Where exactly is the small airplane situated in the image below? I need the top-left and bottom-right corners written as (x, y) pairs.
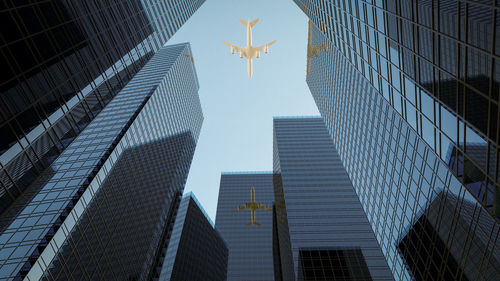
top-left (307, 20), bottom-right (331, 76)
top-left (222, 19), bottom-right (277, 78)
top-left (232, 187), bottom-right (271, 226)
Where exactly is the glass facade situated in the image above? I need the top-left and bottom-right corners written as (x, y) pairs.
top-left (272, 117), bottom-right (393, 281)
top-left (160, 192), bottom-right (228, 281)
top-left (215, 172), bottom-right (276, 281)
top-left (295, 0), bottom-right (499, 218)
top-left (0, 0), bottom-right (206, 215)
top-left (0, 43), bottom-right (203, 281)
top-left (42, 133), bottom-right (196, 281)
top-left (302, 6), bottom-right (500, 280)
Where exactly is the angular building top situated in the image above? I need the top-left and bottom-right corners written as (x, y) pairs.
top-left (215, 172), bottom-right (275, 281)
top-left (0, 43), bottom-right (203, 280)
top-left (159, 192), bottom-right (228, 281)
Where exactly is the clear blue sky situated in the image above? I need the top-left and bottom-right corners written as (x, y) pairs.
top-left (167, 0), bottom-right (319, 221)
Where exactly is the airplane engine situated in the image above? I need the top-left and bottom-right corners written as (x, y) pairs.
top-left (256, 52), bottom-right (260, 58)
top-left (231, 47), bottom-right (235, 54)
top-left (265, 46), bottom-right (268, 53)
top-left (239, 52), bottom-right (243, 58)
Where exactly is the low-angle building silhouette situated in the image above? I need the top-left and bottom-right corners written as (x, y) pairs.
top-left (0, 0), bottom-right (205, 214)
top-left (2, 0), bottom-right (500, 280)
top-left (0, 43), bottom-right (203, 280)
top-left (0, 1), bottom-right (206, 280)
top-left (272, 117), bottom-right (393, 281)
top-left (159, 192), bottom-right (228, 281)
top-left (215, 172), bottom-right (275, 281)
top-left (298, 0), bottom-right (500, 280)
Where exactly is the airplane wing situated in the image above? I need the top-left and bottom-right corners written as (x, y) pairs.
top-left (255, 203), bottom-right (271, 211)
top-left (255, 39), bottom-right (277, 53)
top-left (232, 203), bottom-right (250, 212)
top-left (222, 40), bottom-right (245, 57)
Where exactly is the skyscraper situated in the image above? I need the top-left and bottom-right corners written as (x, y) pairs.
top-left (299, 1), bottom-right (500, 280)
top-left (0, 0), bottom-right (206, 214)
top-left (159, 192), bottom-right (228, 281)
top-left (273, 117), bottom-right (393, 281)
top-left (295, 0), bottom-right (499, 217)
top-left (215, 172), bottom-right (275, 281)
top-left (0, 43), bottom-right (203, 281)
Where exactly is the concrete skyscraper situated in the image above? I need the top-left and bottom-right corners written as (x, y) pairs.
top-left (298, 0), bottom-right (500, 280)
top-left (0, 43), bottom-right (203, 280)
top-left (273, 117), bottom-right (393, 281)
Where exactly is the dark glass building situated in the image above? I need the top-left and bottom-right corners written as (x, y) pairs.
top-left (299, 1), bottom-right (500, 280)
top-left (0, 0), bottom-right (206, 214)
top-left (397, 191), bottom-right (500, 281)
top-left (273, 117), bottom-right (393, 281)
top-left (159, 192), bottom-right (228, 281)
top-left (42, 133), bottom-right (196, 281)
top-left (215, 172), bottom-right (275, 281)
top-left (0, 43), bottom-right (203, 280)
top-left (295, 0), bottom-right (499, 217)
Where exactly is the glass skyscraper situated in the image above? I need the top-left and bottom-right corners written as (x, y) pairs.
top-left (273, 117), bottom-right (393, 281)
top-left (295, 0), bottom-right (499, 217)
top-left (298, 0), bottom-right (500, 280)
top-left (215, 172), bottom-right (275, 281)
top-left (0, 43), bottom-right (203, 280)
top-left (159, 192), bottom-right (228, 281)
top-left (0, 0), bottom-right (206, 214)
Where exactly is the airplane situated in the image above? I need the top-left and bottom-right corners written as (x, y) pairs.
top-left (307, 20), bottom-right (331, 76)
top-left (232, 187), bottom-right (271, 226)
top-left (222, 19), bottom-right (277, 78)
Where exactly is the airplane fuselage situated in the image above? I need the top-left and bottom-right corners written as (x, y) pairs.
top-left (244, 23), bottom-right (256, 77)
top-left (247, 23), bottom-right (252, 48)
top-left (243, 33), bottom-right (260, 59)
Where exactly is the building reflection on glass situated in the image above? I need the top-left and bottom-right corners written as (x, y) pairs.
top-left (297, 0), bottom-right (500, 280)
top-left (397, 191), bottom-right (499, 281)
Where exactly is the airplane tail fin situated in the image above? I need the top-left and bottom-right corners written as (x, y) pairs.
top-left (239, 19), bottom-right (259, 27)
top-left (249, 19), bottom-right (259, 27)
top-left (246, 221), bottom-right (262, 226)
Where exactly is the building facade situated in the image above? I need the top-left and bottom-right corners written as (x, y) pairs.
top-left (295, 0), bottom-right (499, 217)
top-left (273, 117), bottom-right (393, 281)
top-left (0, 43), bottom-right (203, 280)
top-left (215, 173), bottom-right (275, 281)
top-left (0, 0), bottom-right (206, 214)
top-left (300, 1), bottom-right (500, 280)
top-left (159, 192), bottom-right (228, 281)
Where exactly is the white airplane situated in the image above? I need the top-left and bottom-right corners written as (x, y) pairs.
top-left (222, 19), bottom-right (277, 78)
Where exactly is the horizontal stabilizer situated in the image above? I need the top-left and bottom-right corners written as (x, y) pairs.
top-left (246, 221), bottom-right (262, 226)
top-left (239, 18), bottom-right (259, 27)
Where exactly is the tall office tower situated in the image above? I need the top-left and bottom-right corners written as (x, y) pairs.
top-left (215, 173), bottom-right (275, 281)
top-left (299, 1), bottom-right (500, 280)
top-left (295, 0), bottom-right (499, 216)
top-left (0, 43), bottom-right (203, 280)
top-left (159, 192), bottom-right (228, 281)
top-left (273, 117), bottom-right (393, 281)
top-left (0, 0), bottom-right (206, 214)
